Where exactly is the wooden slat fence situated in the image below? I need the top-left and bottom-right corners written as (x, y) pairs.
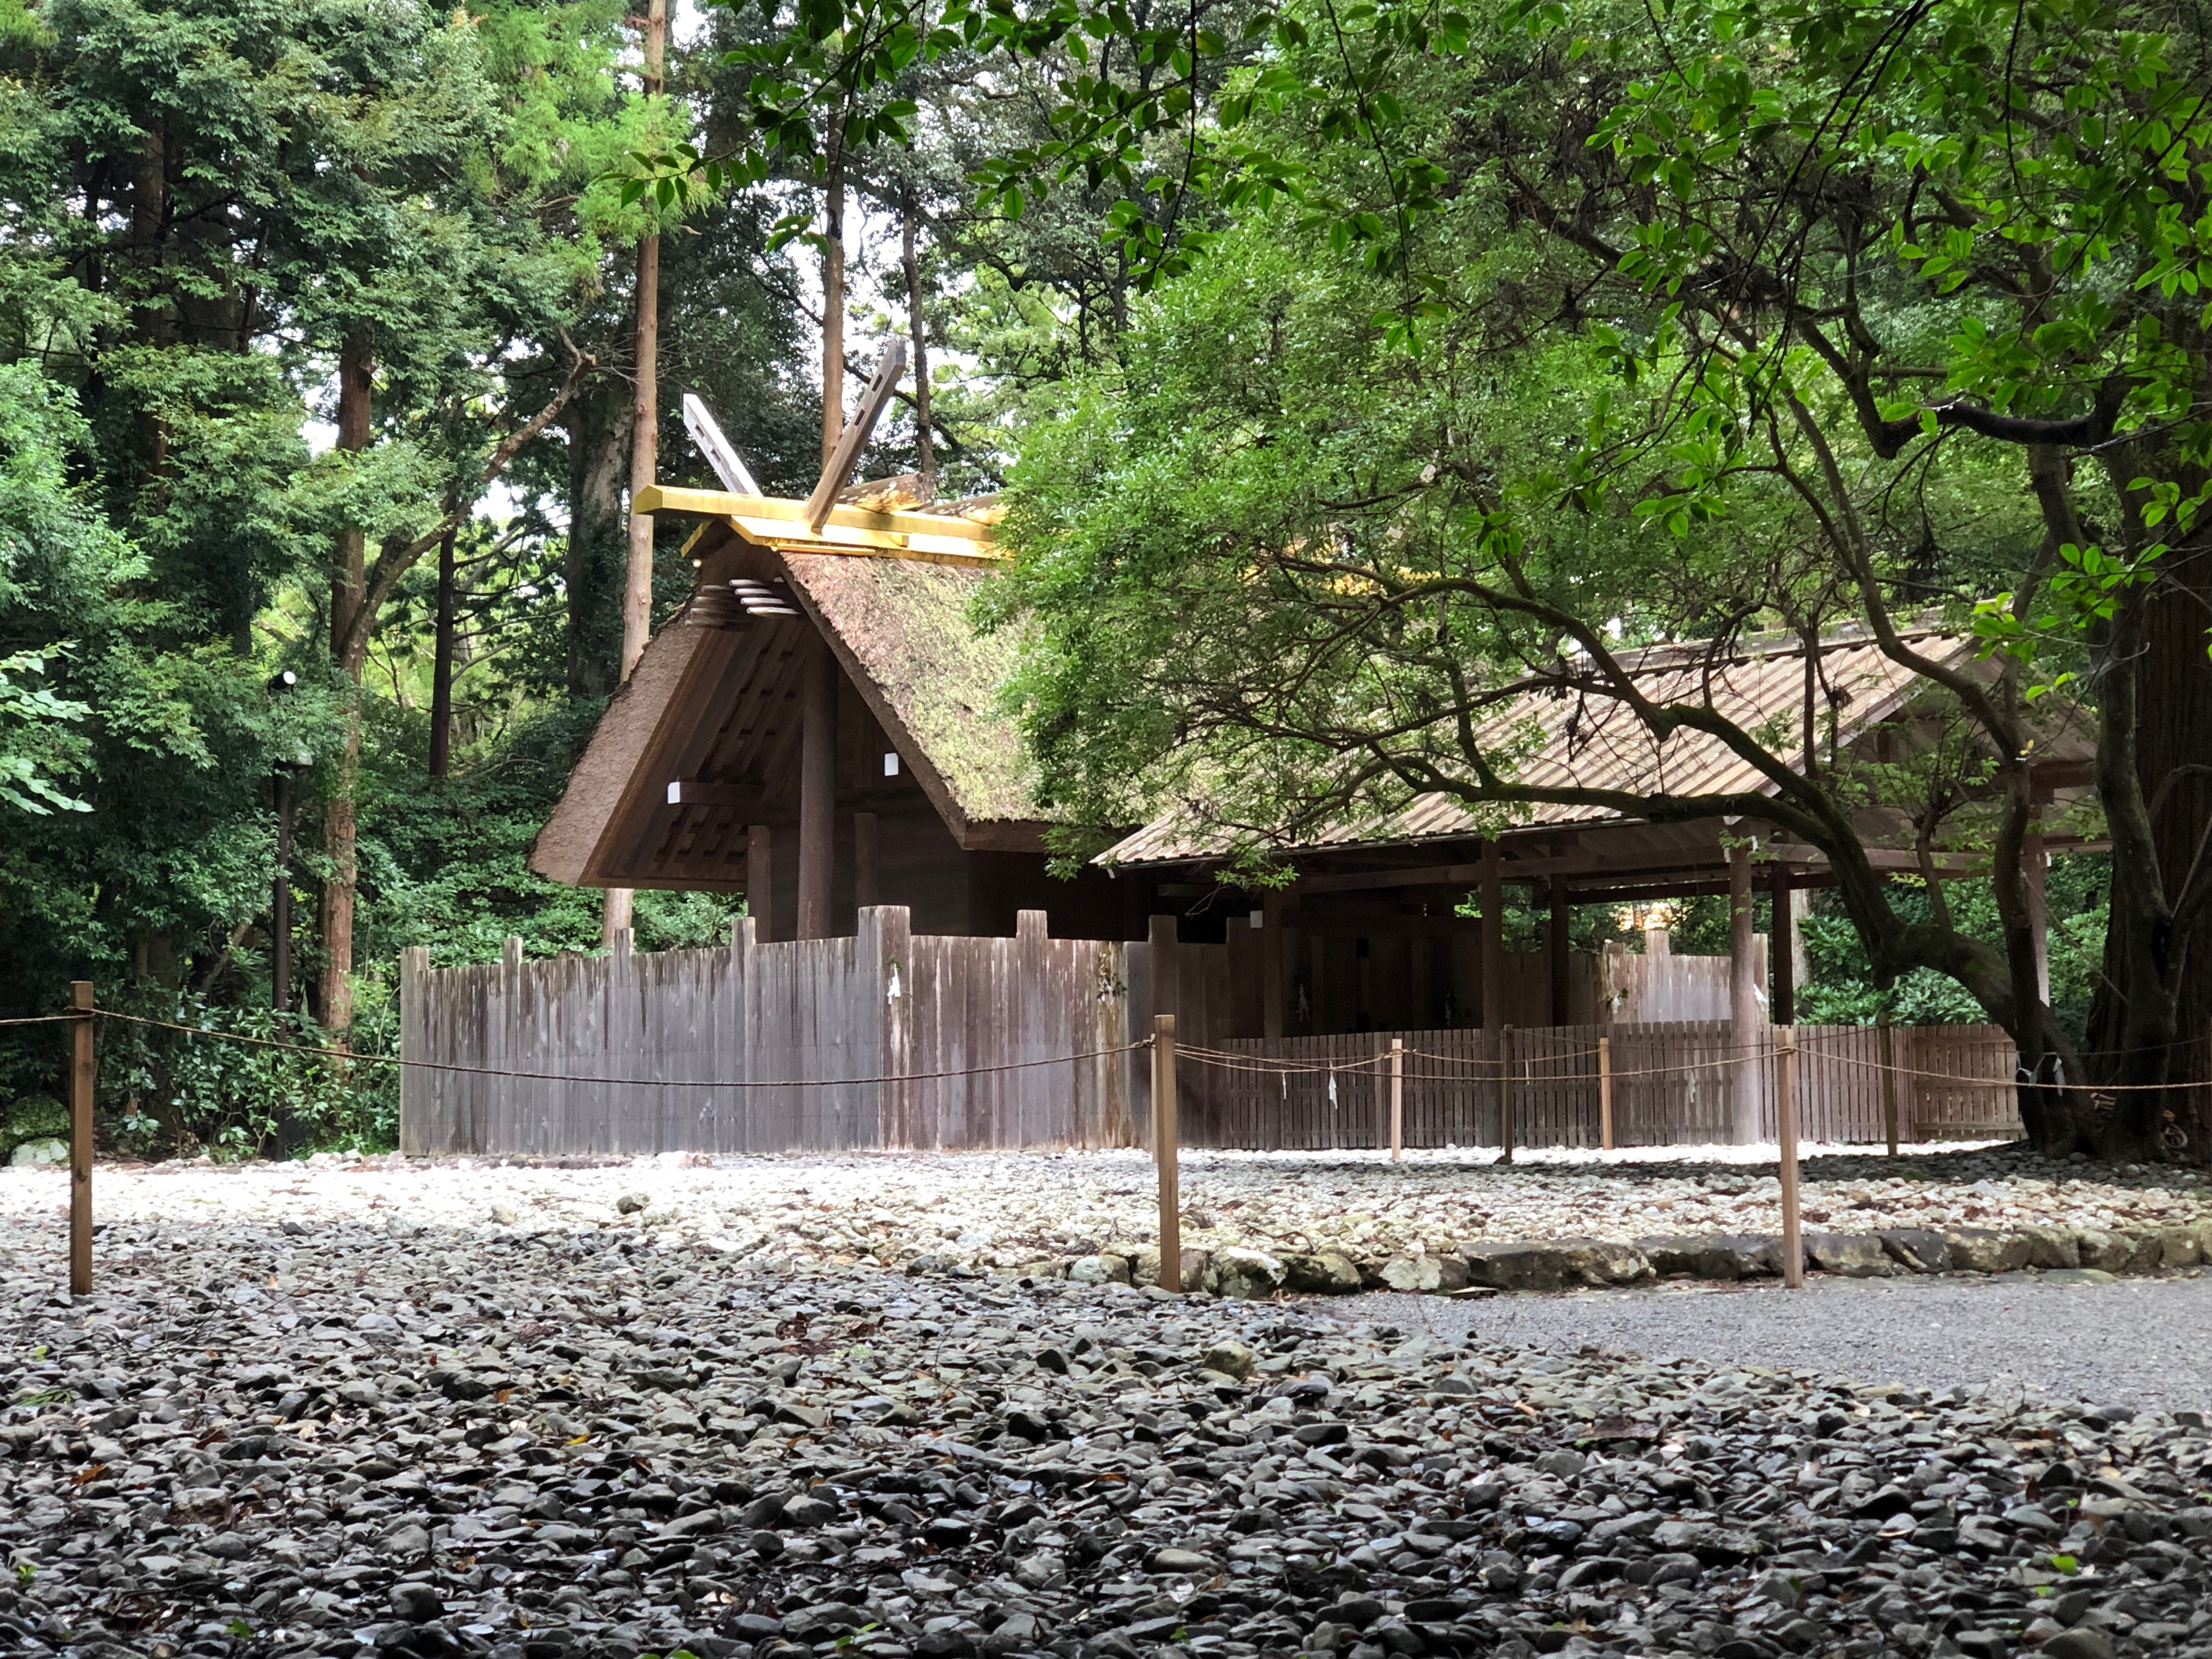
top-left (401, 907), bottom-right (1138, 1156)
top-left (403, 907), bottom-right (2024, 1156)
top-left (1183, 1020), bottom-right (2022, 1151)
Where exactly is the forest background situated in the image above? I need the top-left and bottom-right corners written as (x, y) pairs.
top-left (0, 0), bottom-right (2124, 1157)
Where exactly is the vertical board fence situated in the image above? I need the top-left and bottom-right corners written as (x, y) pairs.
top-left (1181, 1022), bottom-right (2022, 1151)
top-left (400, 907), bottom-right (1137, 1156)
top-left (403, 919), bottom-right (2024, 1156)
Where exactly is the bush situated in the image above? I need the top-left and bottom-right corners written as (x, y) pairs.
top-left (98, 987), bottom-right (398, 1159)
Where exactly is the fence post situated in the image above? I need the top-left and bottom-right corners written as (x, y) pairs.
top-left (1499, 1024), bottom-right (1515, 1164)
top-left (70, 980), bottom-right (94, 1296)
top-left (1878, 1011), bottom-right (1899, 1156)
top-left (1778, 1025), bottom-right (1802, 1290)
top-left (1390, 1038), bottom-right (1404, 1161)
top-left (1153, 1014), bottom-right (1180, 1292)
top-left (1599, 1036), bottom-right (1614, 1152)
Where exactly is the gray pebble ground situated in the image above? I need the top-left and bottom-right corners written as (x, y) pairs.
top-left (6, 1160), bottom-right (2212, 1659)
top-left (1351, 1274), bottom-right (2212, 1417)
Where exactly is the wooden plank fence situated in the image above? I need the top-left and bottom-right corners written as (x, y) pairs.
top-left (402, 913), bottom-right (2023, 1156)
top-left (1181, 1021), bottom-right (2022, 1151)
top-left (400, 907), bottom-right (1138, 1156)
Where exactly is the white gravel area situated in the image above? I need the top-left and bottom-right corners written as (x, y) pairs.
top-left (4, 1144), bottom-right (2205, 1278)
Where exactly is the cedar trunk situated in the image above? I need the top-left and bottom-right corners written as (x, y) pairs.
top-left (607, 0), bottom-right (667, 945)
top-left (565, 383), bottom-right (629, 697)
top-left (319, 334), bottom-right (375, 1036)
top-left (2085, 539), bottom-right (2212, 1162)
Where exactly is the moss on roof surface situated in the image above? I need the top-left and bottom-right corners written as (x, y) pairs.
top-left (782, 552), bottom-right (1041, 825)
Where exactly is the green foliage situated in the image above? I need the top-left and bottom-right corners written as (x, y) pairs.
top-left (98, 989), bottom-right (398, 1158)
top-left (354, 697), bottom-right (743, 969)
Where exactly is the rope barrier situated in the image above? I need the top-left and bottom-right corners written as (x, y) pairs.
top-left (89, 1008), bottom-right (1151, 1091)
top-left (1175, 1032), bottom-right (2212, 1092)
top-left (37, 1005), bottom-right (2212, 1097)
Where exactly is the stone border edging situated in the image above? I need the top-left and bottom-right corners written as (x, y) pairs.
top-left (945, 1216), bottom-right (2212, 1299)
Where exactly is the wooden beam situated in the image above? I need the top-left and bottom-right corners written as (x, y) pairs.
top-left (635, 483), bottom-right (996, 545)
top-left (804, 339), bottom-right (909, 532)
top-left (682, 393), bottom-right (763, 495)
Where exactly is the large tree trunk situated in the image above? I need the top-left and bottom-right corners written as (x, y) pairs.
top-left (319, 333), bottom-right (375, 1037)
top-left (564, 383), bottom-right (629, 697)
top-left (606, 0), bottom-right (667, 946)
top-left (902, 187), bottom-right (933, 496)
top-left (822, 117), bottom-right (845, 469)
top-left (2086, 535), bottom-right (2212, 1161)
top-left (428, 525), bottom-right (457, 778)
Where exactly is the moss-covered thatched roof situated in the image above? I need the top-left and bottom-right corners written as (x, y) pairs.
top-left (783, 552), bottom-right (1040, 827)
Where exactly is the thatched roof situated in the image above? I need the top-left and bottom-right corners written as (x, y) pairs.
top-left (783, 552), bottom-right (1036, 830)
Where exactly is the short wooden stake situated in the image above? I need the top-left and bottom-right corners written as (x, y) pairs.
top-left (1878, 1011), bottom-right (1899, 1156)
top-left (1598, 1036), bottom-right (1615, 1152)
top-left (1498, 1023), bottom-right (1515, 1165)
top-left (70, 980), bottom-right (94, 1296)
top-left (1153, 1013), bottom-right (1180, 1293)
top-left (1778, 1024), bottom-right (1802, 1290)
top-left (1389, 1038), bottom-right (1404, 1161)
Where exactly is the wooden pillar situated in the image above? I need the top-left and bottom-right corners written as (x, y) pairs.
top-left (2023, 825), bottom-right (2050, 1005)
top-left (798, 639), bottom-right (837, 939)
top-left (1153, 1013), bottom-right (1180, 1291)
top-left (1598, 1036), bottom-right (1614, 1150)
top-left (1409, 930), bottom-right (1433, 1030)
top-left (746, 823), bottom-right (773, 943)
top-left (1260, 892), bottom-right (1285, 1040)
top-left (1878, 1008), bottom-right (1900, 1156)
top-left (1149, 913), bottom-right (1182, 1045)
top-left (1480, 840), bottom-right (1505, 1028)
top-left (1498, 1023), bottom-right (1515, 1163)
top-left (1777, 1025), bottom-right (1802, 1289)
top-left (853, 811), bottom-right (879, 911)
top-left (1728, 840), bottom-right (1762, 1144)
top-left (1308, 932), bottom-right (1328, 1036)
top-left (1389, 1039), bottom-right (1403, 1160)
top-left (70, 980), bottom-right (93, 1296)
top-left (1769, 863), bottom-right (1796, 1027)
top-left (1548, 881), bottom-right (1571, 1027)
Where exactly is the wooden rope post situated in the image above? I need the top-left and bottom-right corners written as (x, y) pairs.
top-left (1153, 1014), bottom-right (1180, 1293)
top-left (70, 980), bottom-right (94, 1296)
top-left (1878, 1010), bottom-right (1899, 1156)
top-left (1499, 1024), bottom-right (1515, 1164)
top-left (1778, 1024), bottom-right (1802, 1290)
top-left (1389, 1039), bottom-right (1404, 1161)
top-left (1599, 1036), bottom-right (1614, 1152)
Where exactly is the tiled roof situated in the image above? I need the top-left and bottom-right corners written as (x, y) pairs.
top-left (1102, 629), bottom-right (1983, 865)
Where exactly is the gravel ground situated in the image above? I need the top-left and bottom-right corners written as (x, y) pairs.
top-left (1345, 1274), bottom-right (2212, 1418)
top-left (5, 1165), bottom-right (2212, 1659)
top-left (4, 1143), bottom-right (2205, 1282)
